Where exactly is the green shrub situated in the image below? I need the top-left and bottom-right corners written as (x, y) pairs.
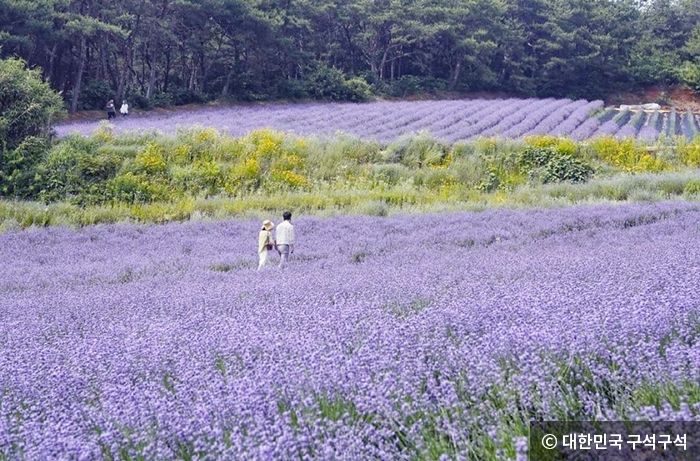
top-left (589, 137), bottom-right (666, 173)
top-left (541, 155), bottom-right (594, 183)
top-left (479, 170), bottom-right (501, 192)
top-left (384, 132), bottom-right (448, 167)
top-left (385, 75), bottom-right (448, 97)
top-left (76, 80), bottom-right (113, 110)
top-left (344, 77), bottom-right (373, 102)
top-left (370, 164), bottom-right (411, 185)
top-left (305, 65), bottom-right (349, 101)
top-left (0, 136), bottom-right (49, 198)
top-left (677, 61), bottom-right (700, 93)
top-left (676, 139), bottom-right (700, 166)
top-left (303, 65), bottom-right (372, 102)
top-left (413, 168), bottom-right (457, 189)
top-left (128, 93), bottom-right (153, 110)
top-left (104, 172), bottom-right (168, 203)
top-left (38, 142), bottom-right (93, 202)
top-left (356, 200), bottom-right (389, 216)
top-left (36, 135), bottom-right (124, 202)
top-left (518, 146), bottom-right (558, 170)
top-left (134, 143), bottom-right (168, 174)
top-left (0, 57), bottom-right (64, 194)
top-left (168, 89), bottom-right (208, 106)
top-left (275, 78), bottom-right (308, 100)
top-left (451, 155), bottom-right (489, 188)
top-left (684, 179), bottom-right (700, 195)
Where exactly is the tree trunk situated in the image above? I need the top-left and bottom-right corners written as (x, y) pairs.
top-left (70, 35), bottom-right (87, 113)
top-left (164, 49), bottom-right (171, 93)
top-left (46, 43), bottom-right (59, 84)
top-left (379, 43), bottom-right (392, 81)
top-left (450, 59), bottom-right (462, 91)
top-left (117, 45), bottom-right (131, 101)
top-left (146, 46), bottom-right (157, 100)
top-left (221, 70), bottom-right (232, 98)
top-left (188, 60), bottom-right (196, 91)
top-left (100, 42), bottom-right (109, 81)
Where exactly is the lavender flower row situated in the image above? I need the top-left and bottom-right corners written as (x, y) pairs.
top-left (498, 98), bottom-right (573, 138)
top-left (637, 111), bottom-right (661, 143)
top-left (550, 100), bottom-right (605, 136)
top-left (524, 99), bottom-right (587, 137)
top-left (477, 99), bottom-right (550, 138)
top-left (615, 109), bottom-right (647, 139)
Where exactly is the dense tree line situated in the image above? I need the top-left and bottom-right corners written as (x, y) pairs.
top-left (2, 0), bottom-right (700, 111)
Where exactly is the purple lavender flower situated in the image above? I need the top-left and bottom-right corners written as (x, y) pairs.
top-left (3, 202), bottom-right (700, 458)
top-left (54, 100), bottom-right (690, 143)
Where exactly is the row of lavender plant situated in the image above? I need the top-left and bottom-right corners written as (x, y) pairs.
top-left (604, 108), bottom-right (700, 141)
top-left (614, 109), bottom-right (647, 139)
top-left (56, 98), bottom-right (647, 144)
top-left (498, 98), bottom-right (573, 139)
top-left (522, 99), bottom-right (587, 137)
top-left (442, 99), bottom-right (535, 143)
top-left (637, 111), bottom-right (661, 143)
top-left (428, 99), bottom-right (519, 143)
top-left (2, 201), bottom-right (700, 459)
top-left (475, 99), bottom-right (555, 139)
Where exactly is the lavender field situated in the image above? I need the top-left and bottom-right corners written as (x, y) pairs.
top-left (2, 202), bottom-right (700, 459)
top-left (54, 98), bottom-right (700, 144)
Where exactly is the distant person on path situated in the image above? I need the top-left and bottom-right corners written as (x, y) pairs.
top-left (275, 211), bottom-right (295, 267)
top-left (106, 99), bottom-right (116, 120)
top-left (120, 99), bottom-right (129, 117)
top-left (258, 220), bottom-right (276, 270)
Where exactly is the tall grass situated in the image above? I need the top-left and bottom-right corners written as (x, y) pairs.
top-left (3, 129), bottom-right (700, 229)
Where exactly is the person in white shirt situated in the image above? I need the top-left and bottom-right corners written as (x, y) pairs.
top-left (274, 211), bottom-right (295, 267)
top-left (120, 100), bottom-right (129, 117)
top-left (258, 220), bottom-right (275, 270)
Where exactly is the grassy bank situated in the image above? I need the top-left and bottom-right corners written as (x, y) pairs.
top-left (2, 125), bottom-right (700, 230)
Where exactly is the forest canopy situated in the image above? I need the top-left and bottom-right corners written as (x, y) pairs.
top-left (3, 0), bottom-right (700, 110)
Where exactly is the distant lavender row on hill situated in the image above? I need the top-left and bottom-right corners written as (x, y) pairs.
top-left (55, 99), bottom-right (700, 144)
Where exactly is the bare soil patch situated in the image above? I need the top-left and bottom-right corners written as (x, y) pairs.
top-left (606, 86), bottom-right (700, 112)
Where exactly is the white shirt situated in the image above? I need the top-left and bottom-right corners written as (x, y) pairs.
top-left (275, 220), bottom-right (295, 245)
top-left (120, 103), bottom-right (129, 114)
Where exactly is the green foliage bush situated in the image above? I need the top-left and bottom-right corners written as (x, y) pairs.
top-left (384, 133), bottom-right (449, 167)
top-left (75, 80), bottom-right (113, 110)
top-left (304, 65), bottom-right (372, 102)
top-left (677, 62), bottom-right (700, 93)
top-left (518, 145), bottom-right (594, 184)
top-left (518, 146), bottom-right (558, 170)
top-left (305, 65), bottom-right (349, 101)
top-left (0, 58), bottom-right (64, 197)
top-left (371, 164), bottom-right (412, 185)
top-left (103, 172), bottom-right (169, 203)
top-left (168, 89), bottom-right (209, 106)
top-left (0, 58), bottom-right (64, 151)
top-left (683, 179), bottom-right (700, 195)
top-left (0, 136), bottom-right (48, 197)
top-left (413, 168), bottom-right (457, 190)
top-left (8, 125), bottom-right (700, 228)
top-left (344, 78), bottom-right (373, 102)
top-left (128, 94), bottom-right (154, 110)
top-left (275, 79), bottom-right (308, 100)
top-left (588, 137), bottom-right (666, 173)
top-left (385, 75), bottom-right (449, 97)
top-left (541, 155), bottom-right (594, 183)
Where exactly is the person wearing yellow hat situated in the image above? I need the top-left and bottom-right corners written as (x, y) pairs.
top-left (258, 220), bottom-right (276, 270)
